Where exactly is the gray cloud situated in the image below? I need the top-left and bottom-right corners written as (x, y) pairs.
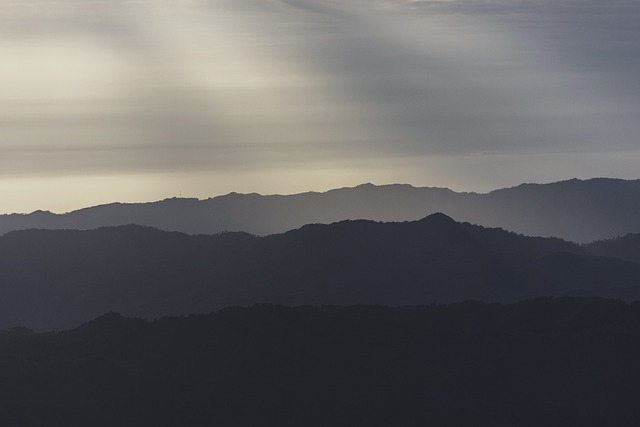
top-left (1, 0), bottom-right (639, 212)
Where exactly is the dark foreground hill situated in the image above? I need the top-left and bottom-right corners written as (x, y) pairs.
top-left (2, 300), bottom-right (640, 426)
top-left (3, 214), bottom-right (640, 331)
top-left (2, 178), bottom-right (640, 243)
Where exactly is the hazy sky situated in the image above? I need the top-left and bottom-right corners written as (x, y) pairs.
top-left (1, 0), bottom-right (639, 213)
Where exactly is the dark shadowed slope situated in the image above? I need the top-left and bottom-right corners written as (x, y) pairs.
top-left (585, 233), bottom-right (640, 264)
top-left (2, 214), bottom-right (640, 331)
top-left (1, 178), bottom-right (640, 242)
top-left (2, 300), bottom-right (640, 426)
top-left (0, 226), bottom-right (258, 330)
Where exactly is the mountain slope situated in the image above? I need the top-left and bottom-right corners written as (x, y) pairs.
top-left (585, 233), bottom-right (640, 264)
top-left (2, 301), bottom-right (640, 426)
top-left (2, 215), bottom-right (640, 331)
top-left (2, 178), bottom-right (640, 242)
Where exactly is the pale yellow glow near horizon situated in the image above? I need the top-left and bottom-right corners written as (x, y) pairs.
top-left (2, 150), bottom-right (640, 215)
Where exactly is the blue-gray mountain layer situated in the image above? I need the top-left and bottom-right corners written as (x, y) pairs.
top-left (2, 178), bottom-right (639, 243)
top-left (3, 214), bottom-right (640, 331)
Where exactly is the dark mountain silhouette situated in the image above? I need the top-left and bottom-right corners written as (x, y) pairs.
top-left (585, 233), bottom-right (640, 264)
top-left (2, 300), bottom-right (640, 426)
top-left (3, 214), bottom-right (640, 331)
top-left (1, 178), bottom-right (640, 243)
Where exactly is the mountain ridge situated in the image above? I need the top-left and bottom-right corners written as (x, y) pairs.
top-left (2, 177), bottom-right (639, 242)
top-left (3, 213), bottom-right (640, 331)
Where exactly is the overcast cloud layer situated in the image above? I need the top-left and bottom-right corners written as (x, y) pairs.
top-left (1, 0), bottom-right (639, 213)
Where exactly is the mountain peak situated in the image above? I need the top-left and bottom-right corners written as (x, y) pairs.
top-left (420, 212), bottom-right (457, 224)
top-left (2, 178), bottom-right (640, 243)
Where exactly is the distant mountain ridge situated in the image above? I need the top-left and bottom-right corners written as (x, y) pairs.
top-left (2, 178), bottom-right (640, 242)
top-left (3, 214), bottom-right (640, 331)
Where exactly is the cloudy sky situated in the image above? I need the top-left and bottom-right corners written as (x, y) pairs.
top-left (1, 0), bottom-right (639, 213)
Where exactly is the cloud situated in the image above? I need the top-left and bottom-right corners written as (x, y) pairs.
top-left (0, 0), bottom-right (639, 211)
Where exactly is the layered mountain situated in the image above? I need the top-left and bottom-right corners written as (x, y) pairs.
top-left (2, 300), bottom-right (640, 426)
top-left (2, 178), bottom-right (640, 243)
top-left (2, 214), bottom-right (640, 331)
top-left (585, 233), bottom-right (640, 264)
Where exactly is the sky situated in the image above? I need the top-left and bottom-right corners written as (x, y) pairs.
top-left (1, 0), bottom-right (639, 213)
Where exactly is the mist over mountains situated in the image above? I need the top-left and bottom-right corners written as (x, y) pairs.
top-left (3, 0), bottom-right (640, 420)
top-left (3, 213), bottom-right (640, 331)
top-left (3, 179), bottom-right (640, 424)
top-left (2, 178), bottom-right (639, 243)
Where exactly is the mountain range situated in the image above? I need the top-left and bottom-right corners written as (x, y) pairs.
top-left (2, 178), bottom-right (640, 243)
top-left (3, 213), bottom-right (640, 331)
top-left (2, 300), bottom-right (640, 426)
